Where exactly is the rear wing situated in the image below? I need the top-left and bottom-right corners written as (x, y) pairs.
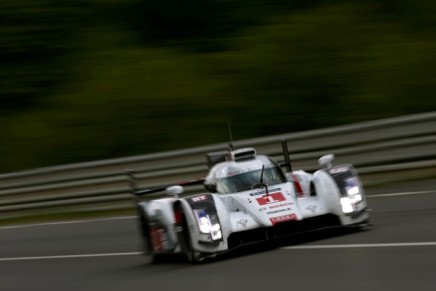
top-left (127, 140), bottom-right (293, 198)
top-left (126, 170), bottom-right (205, 198)
top-left (280, 140), bottom-right (293, 172)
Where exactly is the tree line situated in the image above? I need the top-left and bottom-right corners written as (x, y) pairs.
top-left (1, 0), bottom-right (435, 172)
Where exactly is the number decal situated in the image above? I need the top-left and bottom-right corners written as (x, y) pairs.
top-left (256, 193), bottom-right (286, 205)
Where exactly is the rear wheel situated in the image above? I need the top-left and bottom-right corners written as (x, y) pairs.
top-left (138, 213), bottom-right (161, 264)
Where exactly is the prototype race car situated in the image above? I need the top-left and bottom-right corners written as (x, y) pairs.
top-left (130, 142), bottom-right (370, 263)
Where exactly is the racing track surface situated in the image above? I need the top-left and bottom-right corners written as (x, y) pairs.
top-left (1, 179), bottom-right (436, 291)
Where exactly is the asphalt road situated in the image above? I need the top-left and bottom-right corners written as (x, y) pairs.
top-left (1, 180), bottom-right (436, 291)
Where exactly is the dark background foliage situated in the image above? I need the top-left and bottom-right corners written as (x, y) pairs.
top-left (1, 0), bottom-right (435, 172)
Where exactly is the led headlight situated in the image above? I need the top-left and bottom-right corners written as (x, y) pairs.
top-left (198, 216), bottom-right (211, 233)
top-left (340, 197), bottom-right (354, 214)
top-left (346, 185), bottom-right (360, 196)
top-left (211, 224), bottom-right (222, 240)
top-left (345, 177), bottom-right (362, 200)
top-left (341, 177), bottom-right (363, 214)
top-left (194, 209), bottom-right (222, 240)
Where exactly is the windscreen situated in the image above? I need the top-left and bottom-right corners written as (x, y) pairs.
top-left (215, 165), bottom-right (287, 194)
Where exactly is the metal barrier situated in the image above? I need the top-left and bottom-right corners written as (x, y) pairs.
top-left (1, 111), bottom-right (435, 220)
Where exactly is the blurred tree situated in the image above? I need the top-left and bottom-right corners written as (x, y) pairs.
top-left (1, 0), bottom-right (436, 173)
top-left (128, 0), bottom-right (325, 52)
top-left (0, 0), bottom-right (87, 114)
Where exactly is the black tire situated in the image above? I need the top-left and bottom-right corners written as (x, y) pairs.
top-left (358, 218), bottom-right (373, 230)
top-left (176, 211), bottom-right (201, 264)
top-left (138, 212), bottom-right (160, 264)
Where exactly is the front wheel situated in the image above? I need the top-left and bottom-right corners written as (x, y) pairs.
top-left (357, 218), bottom-right (373, 230)
top-left (175, 210), bottom-right (202, 263)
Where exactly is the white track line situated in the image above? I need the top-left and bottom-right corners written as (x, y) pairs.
top-left (368, 190), bottom-right (435, 198)
top-left (282, 242), bottom-right (436, 250)
top-left (0, 252), bottom-right (142, 262)
top-left (0, 216), bottom-right (136, 230)
top-left (3, 242), bottom-right (436, 262)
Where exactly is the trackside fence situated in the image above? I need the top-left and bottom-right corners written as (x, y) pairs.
top-left (1, 112), bottom-right (435, 220)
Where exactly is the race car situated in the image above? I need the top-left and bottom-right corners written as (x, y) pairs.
top-left (129, 142), bottom-right (370, 263)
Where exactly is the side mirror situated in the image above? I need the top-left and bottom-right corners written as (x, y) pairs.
top-left (319, 154), bottom-right (335, 169)
top-left (165, 185), bottom-right (184, 197)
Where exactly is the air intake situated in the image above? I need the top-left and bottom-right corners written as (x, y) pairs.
top-left (231, 148), bottom-right (256, 161)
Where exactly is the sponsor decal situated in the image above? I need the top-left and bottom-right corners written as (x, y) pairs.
top-left (269, 214), bottom-right (298, 225)
top-left (236, 219), bottom-right (248, 229)
top-left (228, 167), bottom-right (262, 176)
top-left (249, 188), bottom-right (281, 196)
top-left (227, 171), bottom-right (241, 176)
top-left (291, 174), bottom-right (304, 197)
top-left (306, 205), bottom-right (317, 214)
top-left (269, 202), bottom-right (293, 209)
top-left (329, 167), bottom-right (348, 174)
top-left (256, 192), bottom-right (286, 205)
top-left (191, 195), bottom-right (208, 202)
top-left (266, 208), bottom-right (291, 215)
top-left (150, 228), bottom-right (166, 251)
top-left (258, 207), bottom-right (268, 212)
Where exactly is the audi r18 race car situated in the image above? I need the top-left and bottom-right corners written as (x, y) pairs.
top-left (130, 142), bottom-right (370, 263)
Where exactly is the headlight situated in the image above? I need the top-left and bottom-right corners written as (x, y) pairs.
top-left (341, 177), bottom-right (363, 214)
top-left (198, 216), bottom-right (211, 233)
top-left (345, 177), bottom-right (360, 195)
top-left (340, 197), bottom-right (354, 214)
top-left (194, 209), bottom-right (222, 240)
top-left (346, 185), bottom-right (360, 196)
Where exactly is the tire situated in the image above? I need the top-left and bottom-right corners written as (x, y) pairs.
top-left (176, 211), bottom-right (201, 264)
top-left (358, 218), bottom-right (373, 230)
top-left (138, 212), bottom-right (160, 264)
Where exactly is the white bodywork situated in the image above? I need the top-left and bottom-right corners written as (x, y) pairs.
top-left (136, 149), bottom-right (369, 260)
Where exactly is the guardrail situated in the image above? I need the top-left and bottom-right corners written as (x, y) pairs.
top-left (1, 112), bottom-right (435, 221)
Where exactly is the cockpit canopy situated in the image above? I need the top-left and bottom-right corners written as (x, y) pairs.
top-left (215, 164), bottom-right (287, 194)
top-left (205, 153), bottom-right (287, 194)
